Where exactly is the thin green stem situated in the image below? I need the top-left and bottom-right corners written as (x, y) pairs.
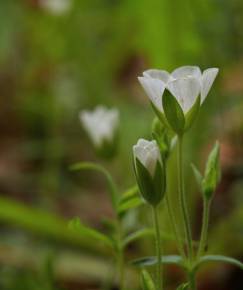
top-left (165, 194), bottom-right (186, 260)
top-left (197, 198), bottom-right (211, 258)
top-left (177, 135), bottom-right (193, 262)
top-left (117, 249), bottom-right (125, 290)
top-left (188, 270), bottom-right (197, 290)
top-left (116, 219), bottom-right (125, 290)
top-left (152, 206), bottom-right (163, 290)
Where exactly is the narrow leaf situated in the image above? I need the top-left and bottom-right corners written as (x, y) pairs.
top-left (194, 255), bottom-right (243, 271)
top-left (68, 217), bottom-right (114, 248)
top-left (141, 270), bottom-right (156, 290)
top-left (191, 163), bottom-right (203, 190)
top-left (118, 185), bottom-right (143, 215)
top-left (131, 255), bottom-right (184, 268)
top-left (176, 283), bottom-right (189, 290)
top-left (122, 228), bottom-right (154, 247)
top-left (69, 162), bottom-right (118, 209)
top-left (162, 91), bottom-right (185, 135)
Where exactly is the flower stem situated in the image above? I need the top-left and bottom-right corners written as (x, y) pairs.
top-left (197, 198), bottom-right (211, 258)
top-left (117, 249), bottom-right (125, 290)
top-left (165, 193), bottom-right (186, 259)
top-left (177, 135), bottom-right (193, 262)
top-left (152, 205), bottom-right (163, 290)
top-left (188, 270), bottom-right (197, 290)
top-left (117, 220), bottom-right (125, 290)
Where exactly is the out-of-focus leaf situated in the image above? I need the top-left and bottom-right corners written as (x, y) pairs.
top-left (122, 228), bottom-right (154, 247)
top-left (176, 283), bottom-right (189, 290)
top-left (131, 255), bottom-right (184, 268)
top-left (69, 162), bottom-right (118, 210)
top-left (141, 269), bottom-right (156, 290)
top-left (194, 255), bottom-right (243, 271)
top-left (118, 185), bottom-right (143, 215)
top-left (191, 163), bottom-right (203, 190)
top-left (68, 217), bottom-right (114, 249)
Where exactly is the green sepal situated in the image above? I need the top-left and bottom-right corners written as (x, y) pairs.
top-left (202, 141), bottom-right (221, 200)
top-left (135, 158), bottom-right (155, 205)
top-left (96, 129), bottom-right (119, 160)
top-left (162, 90), bottom-right (185, 135)
top-left (153, 160), bottom-right (166, 202)
top-left (135, 158), bottom-right (165, 206)
top-left (141, 270), bottom-right (156, 290)
top-left (150, 101), bottom-right (171, 130)
top-left (184, 95), bottom-right (201, 131)
top-left (151, 118), bottom-right (174, 161)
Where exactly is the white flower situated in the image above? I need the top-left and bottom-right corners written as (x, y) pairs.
top-left (80, 106), bottom-right (119, 147)
top-left (40, 0), bottom-right (72, 15)
top-left (138, 66), bottom-right (219, 114)
top-left (133, 139), bottom-right (161, 176)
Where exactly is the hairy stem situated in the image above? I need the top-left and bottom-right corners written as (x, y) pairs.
top-left (197, 198), bottom-right (211, 258)
top-left (177, 135), bottom-right (193, 261)
top-left (152, 206), bottom-right (163, 290)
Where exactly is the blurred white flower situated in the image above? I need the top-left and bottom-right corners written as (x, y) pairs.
top-left (133, 139), bottom-right (161, 176)
top-left (80, 106), bottom-right (119, 148)
top-left (138, 66), bottom-right (219, 114)
top-left (40, 0), bottom-right (72, 15)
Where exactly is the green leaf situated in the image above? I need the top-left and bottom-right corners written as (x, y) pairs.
top-left (69, 162), bottom-right (118, 210)
top-left (202, 141), bottom-right (221, 200)
top-left (194, 255), bottom-right (243, 271)
top-left (184, 95), bottom-right (200, 131)
top-left (176, 283), bottom-right (189, 290)
top-left (191, 163), bottom-right (203, 191)
top-left (162, 90), bottom-right (185, 135)
top-left (68, 217), bottom-right (114, 249)
top-left (141, 270), bottom-right (156, 290)
top-left (131, 255), bottom-right (184, 268)
top-left (122, 228), bottom-right (154, 247)
top-left (118, 185), bottom-right (143, 215)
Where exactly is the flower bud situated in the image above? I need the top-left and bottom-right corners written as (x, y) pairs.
top-left (80, 106), bottom-right (119, 159)
top-left (133, 139), bottom-right (166, 206)
top-left (202, 141), bottom-right (221, 200)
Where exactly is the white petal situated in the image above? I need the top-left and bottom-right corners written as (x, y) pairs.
top-left (80, 106), bottom-right (119, 146)
top-left (167, 77), bottom-right (200, 113)
top-left (201, 68), bottom-right (219, 102)
top-left (137, 138), bottom-right (150, 147)
top-left (138, 77), bottom-right (165, 111)
top-left (133, 144), bottom-right (146, 165)
top-left (171, 66), bottom-right (201, 79)
top-left (143, 69), bottom-right (170, 83)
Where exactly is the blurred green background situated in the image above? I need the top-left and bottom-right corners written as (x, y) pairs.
top-left (0, 0), bottom-right (243, 289)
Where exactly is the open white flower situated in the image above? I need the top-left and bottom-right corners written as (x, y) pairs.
top-left (40, 0), bottom-right (72, 15)
top-left (80, 106), bottom-right (119, 148)
top-left (133, 139), bottom-right (161, 176)
top-left (138, 66), bottom-right (219, 114)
